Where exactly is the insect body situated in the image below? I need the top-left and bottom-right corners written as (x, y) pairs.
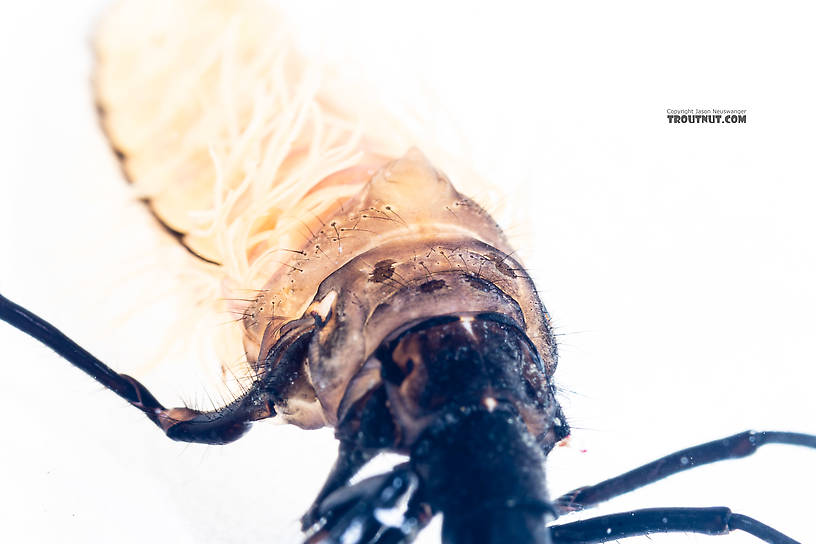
top-left (2, 2), bottom-right (815, 543)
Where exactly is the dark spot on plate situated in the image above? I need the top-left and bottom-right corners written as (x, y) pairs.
top-left (462, 275), bottom-right (493, 292)
top-left (370, 259), bottom-right (397, 282)
top-left (419, 279), bottom-right (446, 293)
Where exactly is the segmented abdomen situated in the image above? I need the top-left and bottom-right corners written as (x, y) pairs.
top-left (95, 0), bottom-right (555, 431)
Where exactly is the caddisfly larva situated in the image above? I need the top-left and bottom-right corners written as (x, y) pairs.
top-left (2, 1), bottom-right (815, 544)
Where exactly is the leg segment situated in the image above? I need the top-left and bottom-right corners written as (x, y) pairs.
top-left (555, 430), bottom-right (816, 513)
top-left (548, 507), bottom-right (799, 544)
top-left (301, 442), bottom-right (378, 529)
top-left (303, 464), bottom-right (429, 544)
top-left (0, 293), bottom-right (310, 444)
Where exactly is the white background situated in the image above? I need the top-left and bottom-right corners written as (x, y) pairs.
top-left (1, 2), bottom-right (815, 543)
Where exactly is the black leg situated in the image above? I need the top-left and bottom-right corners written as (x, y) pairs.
top-left (548, 506), bottom-right (799, 544)
top-left (0, 292), bottom-right (310, 445)
top-left (555, 430), bottom-right (816, 513)
top-left (303, 464), bottom-right (430, 544)
top-left (301, 441), bottom-right (378, 529)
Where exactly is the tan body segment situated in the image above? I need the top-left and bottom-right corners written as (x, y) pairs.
top-left (252, 150), bottom-right (556, 428)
